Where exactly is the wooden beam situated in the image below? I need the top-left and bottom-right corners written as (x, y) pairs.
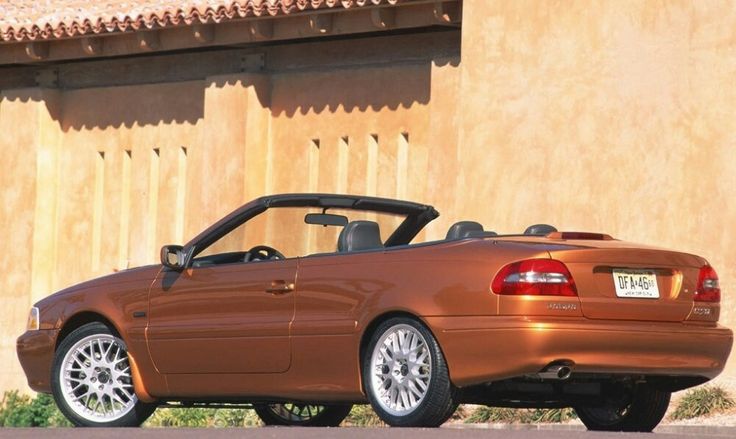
top-left (371, 8), bottom-right (396, 29)
top-left (136, 31), bottom-right (160, 51)
top-left (433, 1), bottom-right (461, 25)
top-left (249, 20), bottom-right (273, 40)
top-left (25, 42), bottom-right (49, 60)
top-left (308, 14), bottom-right (333, 35)
top-left (0, 2), bottom-right (459, 65)
top-left (35, 69), bottom-right (58, 87)
top-left (192, 24), bottom-right (215, 43)
top-left (80, 37), bottom-right (103, 56)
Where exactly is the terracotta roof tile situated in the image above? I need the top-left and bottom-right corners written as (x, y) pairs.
top-left (0, 0), bottom-right (404, 42)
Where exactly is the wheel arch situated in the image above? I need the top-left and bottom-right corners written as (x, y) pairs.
top-left (55, 311), bottom-right (121, 350)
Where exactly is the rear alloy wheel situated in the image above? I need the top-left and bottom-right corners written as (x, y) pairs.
top-left (254, 403), bottom-right (352, 426)
top-left (363, 317), bottom-right (458, 427)
top-left (51, 322), bottom-right (156, 427)
top-left (575, 384), bottom-right (671, 432)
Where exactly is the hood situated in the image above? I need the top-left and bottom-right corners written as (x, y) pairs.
top-left (35, 264), bottom-right (163, 307)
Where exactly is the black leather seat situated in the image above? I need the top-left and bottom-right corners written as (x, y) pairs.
top-left (337, 221), bottom-right (383, 252)
top-left (524, 224), bottom-right (558, 236)
top-left (446, 221), bottom-right (484, 240)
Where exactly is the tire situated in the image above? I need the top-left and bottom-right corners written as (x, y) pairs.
top-left (575, 384), bottom-right (671, 432)
top-left (253, 403), bottom-right (352, 426)
top-left (363, 317), bottom-right (458, 427)
top-left (51, 322), bottom-right (157, 427)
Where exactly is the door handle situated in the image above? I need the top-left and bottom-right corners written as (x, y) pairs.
top-left (265, 281), bottom-right (294, 295)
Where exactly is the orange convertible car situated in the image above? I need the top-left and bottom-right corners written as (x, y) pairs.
top-left (17, 194), bottom-right (733, 430)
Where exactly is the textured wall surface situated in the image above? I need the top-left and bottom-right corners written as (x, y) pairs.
top-left (1, 0), bottom-right (735, 394)
top-left (0, 33), bottom-right (462, 392)
top-left (457, 0), bottom-right (736, 380)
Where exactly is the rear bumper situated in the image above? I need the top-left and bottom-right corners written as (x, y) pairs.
top-left (16, 329), bottom-right (58, 393)
top-left (426, 316), bottom-right (734, 387)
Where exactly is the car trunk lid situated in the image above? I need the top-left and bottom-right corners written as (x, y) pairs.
top-left (548, 242), bottom-right (704, 321)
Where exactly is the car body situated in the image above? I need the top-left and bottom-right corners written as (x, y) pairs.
top-left (17, 194), bottom-right (733, 430)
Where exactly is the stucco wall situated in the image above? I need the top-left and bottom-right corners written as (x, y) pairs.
top-left (457, 0), bottom-right (736, 381)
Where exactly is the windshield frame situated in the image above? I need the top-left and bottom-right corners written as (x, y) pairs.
top-left (182, 194), bottom-right (439, 265)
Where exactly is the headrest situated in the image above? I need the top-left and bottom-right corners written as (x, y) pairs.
top-left (446, 221), bottom-right (484, 240)
top-left (338, 221), bottom-right (383, 252)
top-left (524, 224), bottom-right (558, 236)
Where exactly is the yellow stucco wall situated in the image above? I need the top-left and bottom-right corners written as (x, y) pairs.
top-left (1, 0), bottom-right (735, 393)
top-left (456, 0), bottom-right (736, 382)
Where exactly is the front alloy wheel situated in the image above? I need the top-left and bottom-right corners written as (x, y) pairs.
top-left (51, 322), bottom-right (156, 427)
top-left (363, 317), bottom-right (458, 427)
top-left (254, 403), bottom-right (352, 426)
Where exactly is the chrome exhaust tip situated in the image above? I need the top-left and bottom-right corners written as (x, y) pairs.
top-left (534, 364), bottom-right (574, 380)
top-left (555, 365), bottom-right (572, 380)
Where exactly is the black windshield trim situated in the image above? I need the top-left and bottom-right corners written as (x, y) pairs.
top-left (184, 194), bottom-right (439, 262)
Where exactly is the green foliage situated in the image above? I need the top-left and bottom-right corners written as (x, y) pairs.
top-left (526, 408), bottom-right (578, 423)
top-left (449, 404), bottom-right (470, 422)
top-left (0, 391), bottom-right (71, 427)
top-left (464, 406), bottom-right (577, 424)
top-left (464, 406), bottom-right (519, 424)
top-left (343, 405), bottom-right (384, 427)
top-left (144, 407), bottom-right (262, 428)
top-left (670, 386), bottom-right (735, 420)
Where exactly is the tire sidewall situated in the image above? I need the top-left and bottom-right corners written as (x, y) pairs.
top-left (51, 322), bottom-right (155, 427)
top-left (575, 384), bottom-right (671, 432)
top-left (363, 317), bottom-right (456, 427)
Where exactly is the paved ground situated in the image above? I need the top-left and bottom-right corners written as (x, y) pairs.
top-left (1, 426), bottom-right (735, 439)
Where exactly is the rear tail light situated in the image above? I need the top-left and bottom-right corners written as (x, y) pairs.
top-left (492, 259), bottom-right (578, 297)
top-left (695, 265), bottom-right (721, 302)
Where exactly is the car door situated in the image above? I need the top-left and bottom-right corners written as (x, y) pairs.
top-left (146, 259), bottom-right (296, 374)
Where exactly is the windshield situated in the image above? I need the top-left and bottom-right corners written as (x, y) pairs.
top-left (196, 206), bottom-right (407, 260)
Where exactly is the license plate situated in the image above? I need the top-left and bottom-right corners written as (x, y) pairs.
top-left (612, 270), bottom-right (659, 299)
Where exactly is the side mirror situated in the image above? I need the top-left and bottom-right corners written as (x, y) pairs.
top-left (160, 245), bottom-right (186, 271)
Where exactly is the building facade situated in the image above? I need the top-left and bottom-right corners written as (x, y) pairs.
top-left (1, 0), bottom-right (734, 393)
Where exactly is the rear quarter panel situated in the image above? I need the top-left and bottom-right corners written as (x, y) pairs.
top-left (290, 240), bottom-right (551, 397)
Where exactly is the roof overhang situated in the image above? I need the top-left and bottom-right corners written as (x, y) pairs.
top-left (0, 0), bottom-right (461, 66)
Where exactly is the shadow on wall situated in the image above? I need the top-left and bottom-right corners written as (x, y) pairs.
top-left (267, 58), bottom-right (459, 118)
top-left (0, 58), bottom-right (458, 131)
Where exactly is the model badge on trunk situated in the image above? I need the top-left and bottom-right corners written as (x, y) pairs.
top-left (548, 303), bottom-right (578, 311)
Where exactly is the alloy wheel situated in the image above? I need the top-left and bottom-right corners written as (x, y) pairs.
top-left (59, 333), bottom-right (137, 422)
top-left (369, 324), bottom-right (432, 416)
top-left (267, 403), bottom-right (326, 423)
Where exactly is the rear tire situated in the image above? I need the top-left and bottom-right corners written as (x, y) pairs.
top-left (51, 322), bottom-right (157, 427)
top-left (253, 403), bottom-right (352, 426)
top-left (575, 384), bottom-right (670, 432)
top-left (363, 317), bottom-right (458, 427)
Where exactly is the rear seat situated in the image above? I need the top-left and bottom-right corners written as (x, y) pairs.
top-left (523, 224), bottom-right (557, 236)
top-left (446, 221), bottom-right (498, 240)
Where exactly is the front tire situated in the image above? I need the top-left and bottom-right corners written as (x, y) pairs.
top-left (253, 403), bottom-right (352, 426)
top-left (575, 384), bottom-right (671, 432)
top-left (51, 322), bottom-right (156, 427)
top-left (363, 317), bottom-right (458, 427)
